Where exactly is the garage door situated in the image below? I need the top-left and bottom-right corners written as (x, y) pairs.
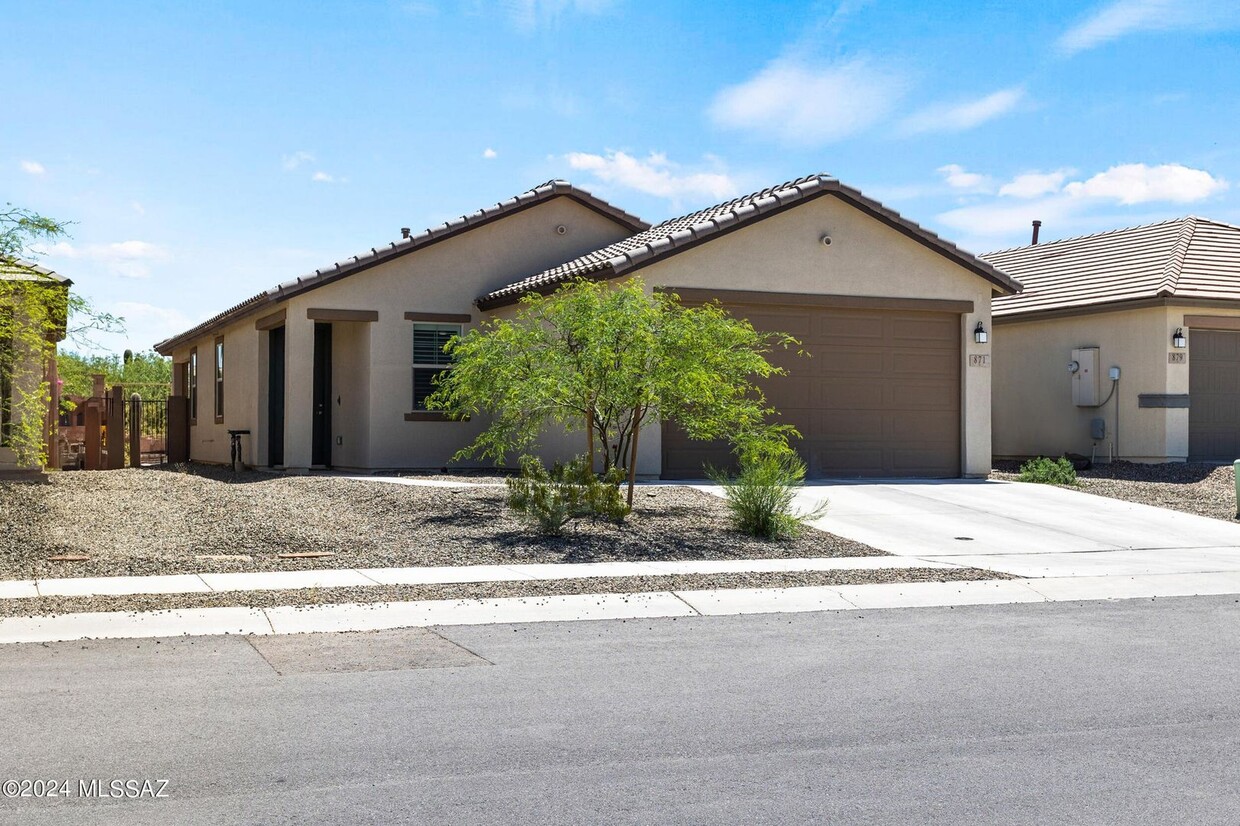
top-left (1189, 329), bottom-right (1240, 460)
top-left (661, 302), bottom-right (962, 479)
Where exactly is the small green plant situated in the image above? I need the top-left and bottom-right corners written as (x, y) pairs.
top-left (1018, 456), bottom-right (1078, 485)
top-left (709, 450), bottom-right (827, 540)
top-left (505, 455), bottom-right (630, 536)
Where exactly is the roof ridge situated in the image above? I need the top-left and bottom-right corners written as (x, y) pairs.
top-left (983, 216), bottom-right (1191, 258)
top-left (155, 180), bottom-right (648, 353)
top-left (1155, 215), bottom-right (1198, 296)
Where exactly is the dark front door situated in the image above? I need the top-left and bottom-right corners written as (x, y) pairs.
top-left (268, 326), bottom-right (285, 467)
top-left (1189, 329), bottom-right (1240, 460)
top-left (312, 322), bottom-right (332, 467)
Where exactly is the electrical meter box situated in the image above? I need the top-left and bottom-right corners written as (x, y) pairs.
top-left (1072, 347), bottom-right (1100, 406)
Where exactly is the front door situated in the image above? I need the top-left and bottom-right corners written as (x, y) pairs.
top-left (268, 326), bottom-right (285, 467)
top-left (312, 322), bottom-right (332, 467)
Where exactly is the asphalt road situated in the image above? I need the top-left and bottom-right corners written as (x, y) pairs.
top-left (3, 597), bottom-right (1240, 825)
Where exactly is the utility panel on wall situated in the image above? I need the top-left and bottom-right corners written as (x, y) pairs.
top-left (1071, 347), bottom-right (1100, 406)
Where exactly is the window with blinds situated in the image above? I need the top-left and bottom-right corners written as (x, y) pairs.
top-left (411, 323), bottom-right (460, 410)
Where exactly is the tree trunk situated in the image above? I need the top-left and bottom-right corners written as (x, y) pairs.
top-left (585, 408), bottom-right (594, 472)
top-left (626, 406), bottom-right (642, 508)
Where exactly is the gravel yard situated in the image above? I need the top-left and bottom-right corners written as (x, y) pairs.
top-left (0, 566), bottom-right (1006, 618)
top-left (0, 464), bottom-right (882, 580)
top-left (992, 461), bottom-right (1238, 522)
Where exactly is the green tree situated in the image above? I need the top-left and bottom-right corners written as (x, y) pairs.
top-left (425, 277), bottom-right (801, 505)
top-left (58, 350), bottom-right (172, 402)
top-left (1, 204), bottom-right (122, 466)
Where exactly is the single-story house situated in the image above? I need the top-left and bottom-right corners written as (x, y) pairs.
top-left (154, 174), bottom-right (1020, 478)
top-left (1, 259), bottom-right (70, 478)
top-left (985, 216), bottom-right (1240, 463)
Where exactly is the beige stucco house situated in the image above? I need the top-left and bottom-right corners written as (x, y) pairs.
top-left (985, 216), bottom-right (1240, 464)
top-left (155, 174), bottom-right (1019, 478)
top-left (1, 260), bottom-right (69, 479)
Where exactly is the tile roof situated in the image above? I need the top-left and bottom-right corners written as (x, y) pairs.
top-left (154, 180), bottom-right (648, 353)
top-left (985, 216), bottom-right (1240, 318)
top-left (477, 173), bottom-right (1021, 309)
top-left (0, 258), bottom-right (71, 285)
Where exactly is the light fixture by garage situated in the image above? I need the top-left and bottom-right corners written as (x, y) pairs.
top-left (973, 321), bottom-right (988, 345)
top-left (1172, 327), bottom-right (1187, 349)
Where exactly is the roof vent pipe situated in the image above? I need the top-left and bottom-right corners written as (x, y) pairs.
top-left (1031, 220), bottom-right (1042, 245)
top-left (400, 227), bottom-right (411, 239)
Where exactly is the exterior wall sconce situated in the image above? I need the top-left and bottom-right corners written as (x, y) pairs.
top-left (1172, 328), bottom-right (1187, 349)
top-left (974, 322), bottom-right (988, 345)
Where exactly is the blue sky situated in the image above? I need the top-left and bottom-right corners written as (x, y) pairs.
top-left (4, 0), bottom-right (1240, 353)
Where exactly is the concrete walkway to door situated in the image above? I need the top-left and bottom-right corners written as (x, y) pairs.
top-left (698, 479), bottom-right (1240, 579)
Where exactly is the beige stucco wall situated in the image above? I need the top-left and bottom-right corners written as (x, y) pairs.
top-left (605, 194), bottom-right (999, 477)
top-left (166, 193), bottom-right (1000, 476)
top-left (991, 303), bottom-right (1240, 462)
top-left (167, 196), bottom-right (634, 469)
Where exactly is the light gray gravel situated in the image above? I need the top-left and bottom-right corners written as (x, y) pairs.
top-left (0, 463), bottom-right (882, 580)
top-left (0, 566), bottom-right (1006, 618)
top-left (992, 461), bottom-right (1238, 523)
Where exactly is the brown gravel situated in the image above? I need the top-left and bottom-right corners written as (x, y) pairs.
top-left (991, 460), bottom-right (1239, 523)
top-left (0, 464), bottom-right (880, 580)
top-left (0, 566), bottom-right (1005, 618)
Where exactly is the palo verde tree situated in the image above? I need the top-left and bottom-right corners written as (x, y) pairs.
top-left (1, 204), bottom-right (121, 467)
top-left (424, 277), bottom-right (801, 506)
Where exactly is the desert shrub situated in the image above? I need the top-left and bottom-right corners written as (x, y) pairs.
top-left (505, 455), bottom-right (630, 536)
top-left (709, 450), bottom-right (827, 540)
top-left (1018, 456), bottom-right (1078, 486)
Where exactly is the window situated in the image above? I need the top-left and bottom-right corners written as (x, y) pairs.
top-left (213, 336), bottom-right (224, 423)
top-left (411, 323), bottom-right (459, 410)
top-left (188, 348), bottom-right (198, 424)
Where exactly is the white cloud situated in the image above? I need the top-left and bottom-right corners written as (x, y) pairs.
top-left (565, 150), bottom-right (737, 202)
top-left (42, 240), bottom-right (170, 279)
top-left (1062, 163), bottom-right (1227, 204)
top-left (901, 87), bottom-right (1024, 135)
top-left (20, 160), bottom-right (45, 175)
top-left (111, 302), bottom-right (194, 341)
top-left (937, 164), bottom-right (993, 192)
top-left (311, 171), bottom-right (348, 184)
top-left (281, 151), bottom-right (315, 171)
top-left (130, 201), bottom-right (146, 216)
top-left (482, 147), bottom-right (498, 159)
top-left (936, 162), bottom-right (1228, 247)
top-left (998, 169), bottom-right (1074, 199)
top-left (708, 57), bottom-right (907, 145)
top-left (1058, 0), bottom-right (1240, 55)
top-left (501, 0), bottom-right (614, 32)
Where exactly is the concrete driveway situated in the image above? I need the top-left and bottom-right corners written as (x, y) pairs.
top-left (776, 480), bottom-right (1240, 578)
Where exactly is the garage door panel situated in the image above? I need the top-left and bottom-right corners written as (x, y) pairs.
top-left (1189, 329), bottom-right (1240, 461)
top-left (662, 300), bottom-right (962, 479)
top-left (891, 316), bottom-right (959, 344)
top-left (892, 350), bottom-right (960, 377)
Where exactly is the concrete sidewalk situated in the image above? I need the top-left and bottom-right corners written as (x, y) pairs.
top-left (0, 555), bottom-right (955, 601)
top-left (4, 570), bottom-right (1240, 644)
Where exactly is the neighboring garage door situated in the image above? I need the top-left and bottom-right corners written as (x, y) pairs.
top-left (1189, 329), bottom-right (1240, 460)
top-left (661, 300), bottom-right (962, 478)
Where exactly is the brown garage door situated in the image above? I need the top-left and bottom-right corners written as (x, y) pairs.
top-left (1189, 329), bottom-right (1240, 460)
top-left (662, 302), bottom-right (962, 479)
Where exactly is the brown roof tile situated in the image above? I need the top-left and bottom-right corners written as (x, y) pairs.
top-left (985, 216), bottom-right (1240, 318)
top-left (476, 173), bottom-right (1020, 309)
top-left (154, 181), bottom-right (648, 354)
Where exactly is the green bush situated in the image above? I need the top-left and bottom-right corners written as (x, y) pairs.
top-left (709, 450), bottom-right (827, 541)
top-left (505, 455), bottom-right (630, 536)
top-left (1018, 456), bottom-right (1078, 485)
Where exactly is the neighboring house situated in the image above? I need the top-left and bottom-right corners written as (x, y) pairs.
top-left (155, 174), bottom-right (1020, 479)
top-left (985, 216), bottom-right (1240, 463)
top-left (0, 260), bottom-right (70, 478)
